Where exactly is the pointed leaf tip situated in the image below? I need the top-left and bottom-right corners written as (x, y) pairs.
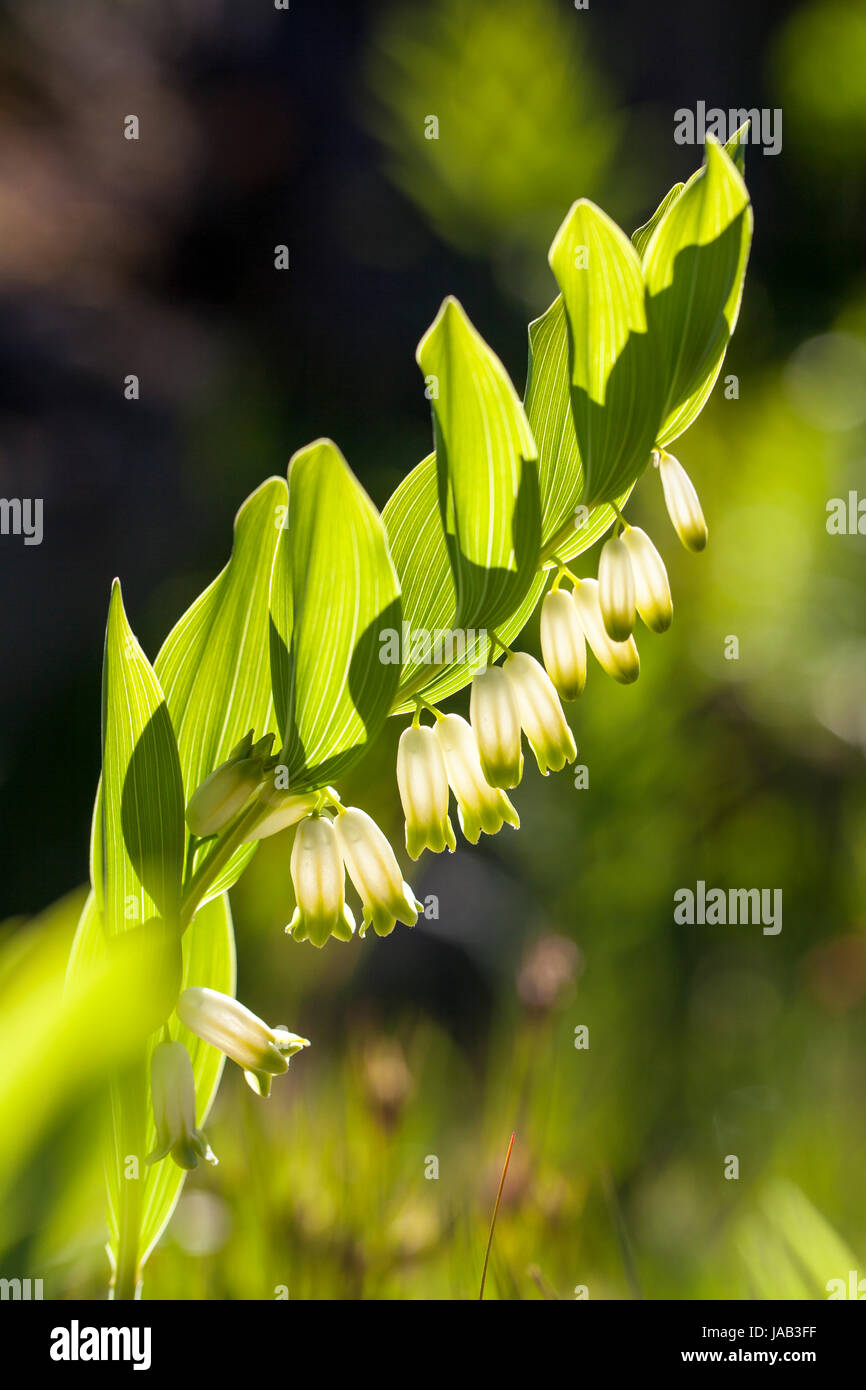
top-left (416, 297), bottom-right (540, 629)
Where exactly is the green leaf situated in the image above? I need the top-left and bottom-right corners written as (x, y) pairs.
top-left (632, 182), bottom-right (685, 261)
top-left (100, 581), bottom-right (185, 934)
top-left (0, 889), bottom-right (168, 1216)
top-left (383, 453), bottom-right (548, 715)
top-left (95, 583), bottom-right (219, 1289)
top-left (270, 439), bottom-right (401, 791)
top-left (139, 891), bottom-right (234, 1266)
top-left (412, 568), bottom-right (547, 713)
top-left (548, 200), bottom-right (664, 506)
top-left (384, 293), bottom-right (634, 716)
top-left (382, 452), bottom-right (463, 711)
top-left (67, 889), bottom-right (235, 1281)
top-left (416, 296), bottom-right (541, 631)
top-left (524, 295), bottom-right (634, 564)
top-left (644, 137), bottom-right (752, 447)
top-left (725, 121), bottom-right (749, 175)
top-left (155, 477), bottom-right (286, 902)
top-left (87, 563), bottom-right (245, 1286)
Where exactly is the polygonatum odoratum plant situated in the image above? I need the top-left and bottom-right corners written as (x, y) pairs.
top-left (66, 130), bottom-right (753, 1298)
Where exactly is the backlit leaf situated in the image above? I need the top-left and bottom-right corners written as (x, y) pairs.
top-left (270, 439), bottom-right (401, 791)
top-left (383, 452), bottom-right (547, 714)
top-left (416, 296), bottom-right (541, 631)
top-left (632, 182), bottom-right (685, 261)
top-left (0, 890), bottom-right (164, 1215)
top-left (548, 200), bottom-right (664, 505)
top-left (155, 477), bottom-right (286, 903)
top-left (644, 137), bottom-right (752, 447)
top-left (100, 581), bottom-right (184, 935)
top-left (725, 120), bottom-right (749, 175)
top-left (524, 294), bottom-right (633, 565)
top-left (139, 892), bottom-right (235, 1266)
top-left (67, 889), bottom-right (234, 1281)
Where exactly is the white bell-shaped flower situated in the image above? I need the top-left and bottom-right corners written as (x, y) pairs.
top-left (540, 589), bottom-right (586, 701)
top-left (335, 807), bottom-right (422, 938)
top-left (177, 986), bottom-right (310, 1097)
top-left (572, 579), bottom-right (640, 684)
top-left (503, 652), bottom-right (577, 775)
top-left (396, 725), bottom-right (456, 859)
top-left (147, 1040), bottom-right (217, 1171)
top-left (434, 713), bottom-right (519, 844)
top-left (288, 814), bottom-right (355, 947)
top-left (598, 535), bottom-right (636, 641)
top-left (470, 665), bottom-right (524, 788)
top-left (658, 450), bottom-right (707, 551)
top-left (621, 526), bottom-right (673, 632)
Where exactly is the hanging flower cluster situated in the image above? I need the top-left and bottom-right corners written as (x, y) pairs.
top-left (287, 805), bottom-right (423, 944)
top-left (386, 444), bottom-right (711, 866)
top-left (173, 444), bottom-right (709, 976)
top-left (88, 133), bottom-right (750, 1291)
top-left (541, 447), bottom-right (707, 694)
top-left (155, 436), bottom-right (711, 1171)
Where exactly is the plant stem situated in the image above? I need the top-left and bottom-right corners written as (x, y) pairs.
top-left (479, 1131), bottom-right (515, 1301)
top-left (113, 1232), bottom-right (141, 1302)
top-left (601, 1165), bottom-right (643, 1300)
top-left (180, 799), bottom-right (267, 931)
top-left (110, 1068), bottom-right (146, 1301)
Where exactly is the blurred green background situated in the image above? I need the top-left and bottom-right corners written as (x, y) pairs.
top-left (1, 0), bottom-right (866, 1300)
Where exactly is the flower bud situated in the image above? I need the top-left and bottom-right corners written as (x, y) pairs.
top-left (244, 789), bottom-right (320, 842)
top-left (186, 732), bottom-right (276, 838)
top-left (177, 986), bottom-right (309, 1097)
top-left (658, 451), bottom-right (707, 551)
top-left (598, 535), bottom-right (636, 641)
top-left (469, 665), bottom-right (524, 788)
top-left (571, 579), bottom-right (640, 684)
top-left (186, 757), bottom-right (265, 837)
top-left (335, 807), bottom-right (422, 938)
top-left (288, 814), bottom-right (355, 947)
top-left (434, 713), bottom-right (519, 844)
top-left (620, 526), bottom-right (673, 633)
top-left (503, 652), bottom-right (576, 775)
top-left (147, 1040), bottom-right (217, 1170)
top-left (540, 589), bottom-right (587, 701)
top-left (223, 730), bottom-right (256, 762)
top-left (396, 725), bottom-right (456, 859)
